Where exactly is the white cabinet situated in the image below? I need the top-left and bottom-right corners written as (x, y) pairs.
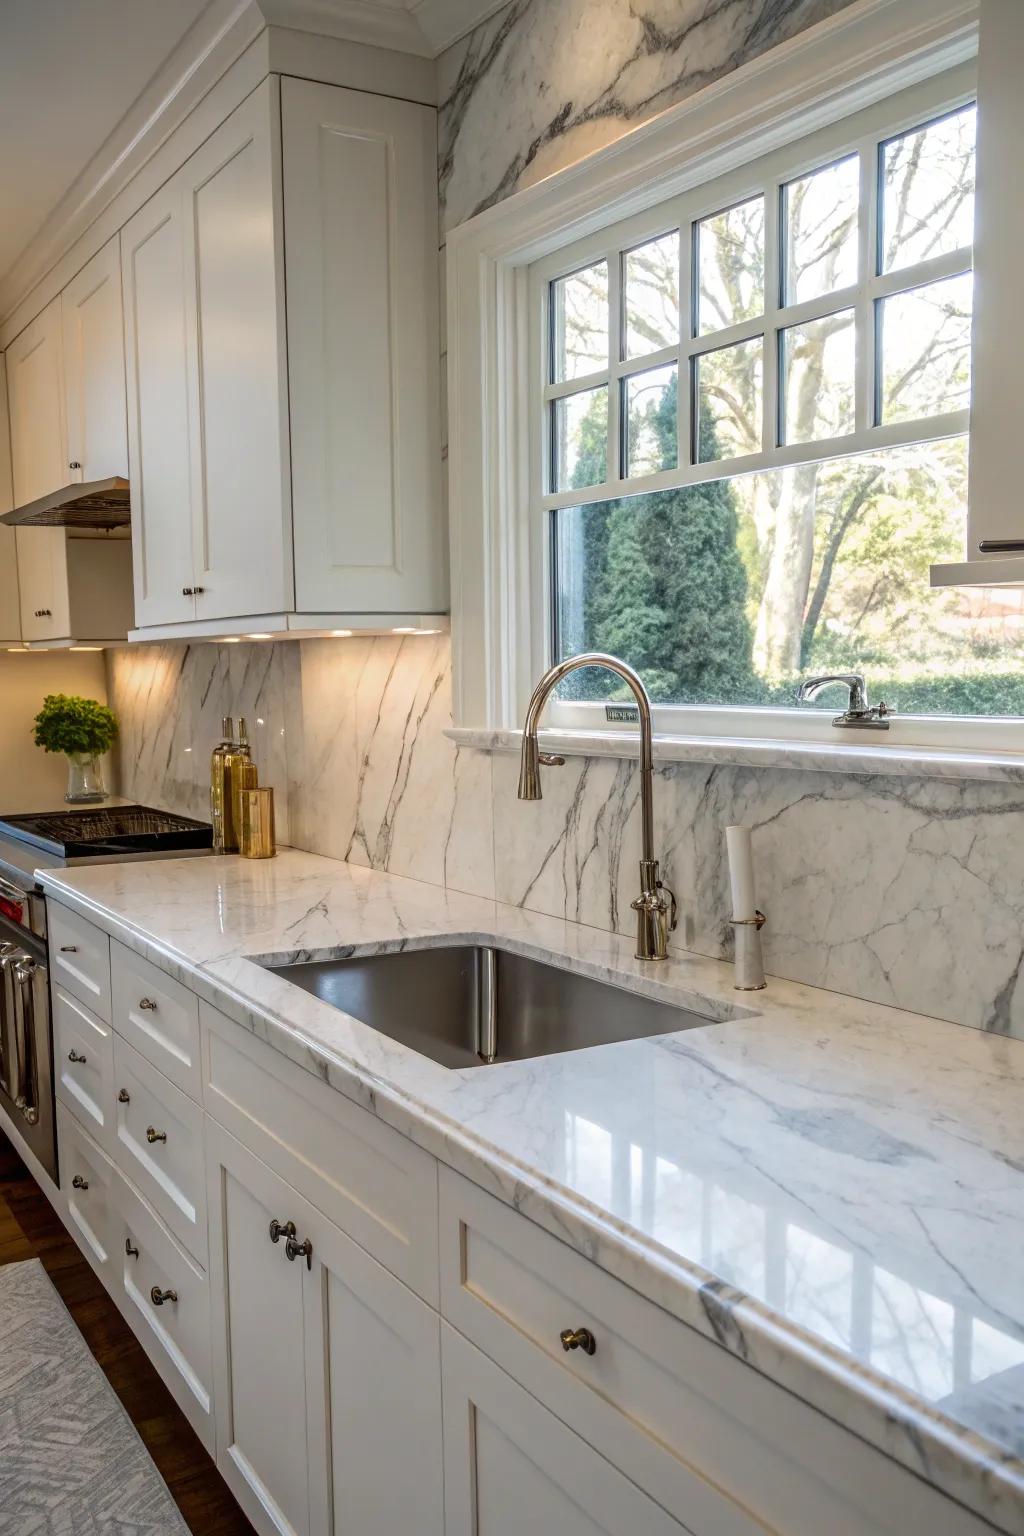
top-left (122, 80), bottom-right (292, 628)
top-left (282, 78), bottom-right (444, 616)
top-left (442, 1324), bottom-right (686, 1536)
top-left (6, 259), bottom-right (133, 645)
top-left (6, 298), bottom-right (71, 643)
top-left (122, 74), bottom-right (444, 637)
top-left (61, 236), bottom-right (128, 482)
top-left (205, 1120), bottom-right (443, 1536)
top-left (0, 355), bottom-right (21, 644)
top-left (120, 176), bottom-right (195, 627)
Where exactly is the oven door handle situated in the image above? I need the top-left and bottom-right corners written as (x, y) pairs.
top-left (10, 956), bottom-right (39, 1125)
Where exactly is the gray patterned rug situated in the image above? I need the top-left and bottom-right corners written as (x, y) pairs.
top-left (0, 1258), bottom-right (189, 1533)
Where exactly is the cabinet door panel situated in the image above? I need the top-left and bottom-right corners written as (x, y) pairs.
top-left (303, 1209), bottom-right (443, 1536)
top-left (442, 1325), bottom-right (688, 1536)
top-left (283, 77), bottom-right (444, 614)
top-left (121, 180), bottom-right (195, 626)
top-left (62, 235), bottom-right (128, 481)
top-left (7, 298), bottom-right (71, 640)
top-left (206, 1122), bottom-right (311, 1536)
top-left (182, 79), bottom-right (291, 622)
top-left (0, 357), bottom-right (21, 643)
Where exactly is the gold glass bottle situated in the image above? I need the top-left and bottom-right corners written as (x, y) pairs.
top-left (210, 716), bottom-right (235, 854)
top-left (220, 717), bottom-right (253, 855)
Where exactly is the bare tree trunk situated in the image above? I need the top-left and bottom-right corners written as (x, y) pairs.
top-left (753, 461), bottom-right (820, 675)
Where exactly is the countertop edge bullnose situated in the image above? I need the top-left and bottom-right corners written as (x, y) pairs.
top-left (36, 853), bottom-right (1024, 1536)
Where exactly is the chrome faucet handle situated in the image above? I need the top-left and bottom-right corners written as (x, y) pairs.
top-left (795, 672), bottom-right (868, 711)
top-left (796, 672), bottom-right (892, 731)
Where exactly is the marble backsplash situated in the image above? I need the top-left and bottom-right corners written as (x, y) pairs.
top-left (108, 635), bottom-right (1024, 1041)
top-left (437, 0), bottom-right (861, 230)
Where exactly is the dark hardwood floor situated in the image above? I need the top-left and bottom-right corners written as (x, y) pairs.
top-left (0, 1130), bottom-right (255, 1536)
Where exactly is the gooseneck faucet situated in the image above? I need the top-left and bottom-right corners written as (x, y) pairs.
top-left (517, 653), bottom-right (677, 961)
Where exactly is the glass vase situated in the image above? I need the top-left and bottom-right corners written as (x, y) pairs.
top-left (65, 752), bottom-right (106, 804)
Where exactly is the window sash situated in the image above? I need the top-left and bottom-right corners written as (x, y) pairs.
top-left (528, 67), bottom-right (988, 742)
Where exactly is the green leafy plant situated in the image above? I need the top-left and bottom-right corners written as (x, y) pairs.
top-left (33, 695), bottom-right (118, 758)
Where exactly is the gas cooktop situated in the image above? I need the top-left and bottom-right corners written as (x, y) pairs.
top-left (0, 804), bottom-right (213, 861)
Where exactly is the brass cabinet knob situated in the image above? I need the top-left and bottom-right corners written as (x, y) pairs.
top-left (146, 1126), bottom-right (167, 1144)
top-left (67, 1048), bottom-right (86, 1064)
top-left (150, 1286), bottom-right (177, 1307)
top-left (125, 1238), bottom-right (140, 1260)
top-left (118, 1088), bottom-right (130, 1103)
top-left (269, 1218), bottom-right (296, 1245)
top-left (559, 1326), bottom-right (597, 1356)
top-left (71, 1174), bottom-right (89, 1190)
top-left (138, 997), bottom-right (158, 1011)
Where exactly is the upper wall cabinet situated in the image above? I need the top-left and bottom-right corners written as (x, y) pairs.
top-left (282, 78), bottom-right (444, 615)
top-left (62, 237), bottom-right (128, 483)
top-left (121, 74), bottom-right (445, 635)
top-left (0, 357), bottom-right (20, 645)
top-left (122, 83), bottom-right (291, 629)
top-left (5, 240), bottom-right (133, 646)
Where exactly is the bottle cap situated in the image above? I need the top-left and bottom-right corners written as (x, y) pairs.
top-left (222, 716), bottom-right (234, 740)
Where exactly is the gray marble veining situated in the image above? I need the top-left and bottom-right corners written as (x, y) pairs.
top-left (38, 850), bottom-right (1024, 1535)
top-left (437, 0), bottom-right (862, 230)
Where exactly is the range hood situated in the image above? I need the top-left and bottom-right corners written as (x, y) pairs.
top-left (931, 0), bottom-right (1024, 589)
top-left (0, 476), bottom-right (130, 531)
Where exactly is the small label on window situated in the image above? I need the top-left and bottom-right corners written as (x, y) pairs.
top-left (605, 704), bottom-right (640, 724)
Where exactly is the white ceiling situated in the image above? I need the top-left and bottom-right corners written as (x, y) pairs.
top-left (0, 0), bottom-right (501, 300)
top-left (0, 0), bottom-right (213, 283)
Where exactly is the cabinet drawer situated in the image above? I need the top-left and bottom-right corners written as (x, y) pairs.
top-left (49, 903), bottom-right (111, 1020)
top-left (202, 1002), bottom-right (438, 1303)
top-left (53, 985), bottom-right (114, 1153)
top-left (113, 1034), bottom-right (207, 1267)
top-left (111, 940), bottom-right (201, 1100)
top-left (57, 1103), bottom-right (117, 1280)
top-left (115, 1173), bottom-right (214, 1453)
top-left (440, 1169), bottom-right (989, 1536)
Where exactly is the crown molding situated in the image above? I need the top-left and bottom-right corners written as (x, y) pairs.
top-left (261, 0), bottom-right (504, 55)
top-left (409, 0), bottom-right (509, 54)
top-left (0, 0), bottom-right (265, 329)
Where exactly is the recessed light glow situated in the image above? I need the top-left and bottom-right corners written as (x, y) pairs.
top-left (223, 636), bottom-right (241, 644)
top-left (6, 647), bottom-right (28, 653)
top-left (391, 627), bottom-right (418, 634)
top-left (331, 629), bottom-right (353, 637)
top-left (246, 633), bottom-right (273, 640)
top-left (69, 645), bottom-right (103, 651)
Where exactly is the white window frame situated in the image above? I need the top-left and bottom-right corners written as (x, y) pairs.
top-left (446, 0), bottom-right (998, 765)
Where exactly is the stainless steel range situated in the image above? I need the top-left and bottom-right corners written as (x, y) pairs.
top-left (0, 803), bottom-right (212, 1181)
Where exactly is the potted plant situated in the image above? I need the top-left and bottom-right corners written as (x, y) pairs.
top-left (33, 694), bottom-right (119, 804)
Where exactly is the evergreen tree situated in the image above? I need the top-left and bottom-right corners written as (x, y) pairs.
top-left (562, 372), bottom-right (755, 702)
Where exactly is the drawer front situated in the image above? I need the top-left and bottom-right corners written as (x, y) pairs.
top-left (57, 1103), bottom-right (117, 1280)
top-left (53, 985), bottom-right (114, 1153)
top-left (111, 940), bottom-right (201, 1100)
top-left (115, 1173), bottom-right (214, 1453)
top-left (202, 1002), bottom-right (438, 1303)
top-left (113, 1034), bottom-right (207, 1267)
top-left (49, 903), bottom-right (111, 1021)
top-left (439, 1170), bottom-right (986, 1536)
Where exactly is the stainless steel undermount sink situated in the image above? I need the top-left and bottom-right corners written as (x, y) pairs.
top-left (263, 944), bottom-right (718, 1069)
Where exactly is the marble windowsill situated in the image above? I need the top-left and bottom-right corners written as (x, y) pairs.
top-left (446, 725), bottom-right (1024, 784)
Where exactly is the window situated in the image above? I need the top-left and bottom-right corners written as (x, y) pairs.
top-left (530, 83), bottom-right (1024, 736)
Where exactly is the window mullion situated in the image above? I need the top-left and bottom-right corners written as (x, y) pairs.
top-left (762, 178), bottom-right (782, 451)
top-left (856, 138), bottom-right (879, 433)
top-left (607, 248), bottom-right (622, 481)
top-left (680, 213), bottom-right (694, 466)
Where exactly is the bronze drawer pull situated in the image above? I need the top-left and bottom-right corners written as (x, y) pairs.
top-left (118, 1088), bottom-right (130, 1103)
top-left (269, 1218), bottom-right (296, 1244)
top-left (150, 1286), bottom-right (177, 1307)
top-left (59, 945), bottom-right (78, 953)
top-left (146, 1126), bottom-right (167, 1144)
top-left (71, 1174), bottom-right (89, 1191)
top-left (559, 1326), bottom-right (597, 1356)
top-left (67, 1048), bottom-right (86, 1064)
top-left (138, 997), bottom-right (158, 1011)
top-left (125, 1238), bottom-right (140, 1260)
top-left (285, 1233), bottom-right (313, 1270)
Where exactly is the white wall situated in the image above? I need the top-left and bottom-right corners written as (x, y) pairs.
top-left (0, 648), bottom-right (111, 812)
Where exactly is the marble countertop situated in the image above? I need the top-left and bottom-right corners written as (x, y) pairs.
top-left (38, 849), bottom-right (1024, 1534)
